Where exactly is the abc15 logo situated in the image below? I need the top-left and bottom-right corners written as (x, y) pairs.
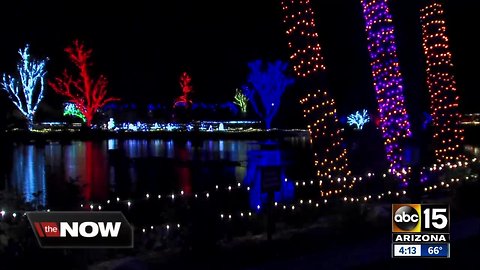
top-left (392, 204), bottom-right (449, 233)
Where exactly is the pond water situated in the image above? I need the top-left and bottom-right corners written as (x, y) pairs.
top-left (2, 136), bottom-right (313, 211)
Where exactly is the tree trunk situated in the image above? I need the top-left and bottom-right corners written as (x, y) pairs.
top-left (86, 116), bottom-right (93, 127)
top-left (27, 114), bottom-right (34, 131)
top-left (265, 118), bottom-right (272, 130)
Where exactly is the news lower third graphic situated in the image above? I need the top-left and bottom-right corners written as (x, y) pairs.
top-left (392, 204), bottom-right (450, 258)
top-left (26, 212), bottom-right (134, 248)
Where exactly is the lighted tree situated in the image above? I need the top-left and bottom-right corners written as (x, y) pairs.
top-left (174, 72), bottom-right (193, 108)
top-left (361, 0), bottom-right (412, 183)
top-left (243, 60), bottom-right (294, 129)
top-left (280, 0), bottom-right (325, 77)
top-left (233, 88), bottom-right (248, 113)
top-left (281, 0), bottom-right (351, 189)
top-left (2, 45), bottom-right (47, 130)
top-left (420, 1), bottom-right (464, 164)
top-left (300, 90), bottom-right (350, 185)
top-left (347, 109), bottom-right (370, 130)
top-left (63, 103), bottom-right (86, 122)
top-left (49, 40), bottom-right (119, 127)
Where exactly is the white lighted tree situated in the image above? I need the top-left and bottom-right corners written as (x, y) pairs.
top-left (2, 45), bottom-right (47, 130)
top-left (347, 109), bottom-right (370, 130)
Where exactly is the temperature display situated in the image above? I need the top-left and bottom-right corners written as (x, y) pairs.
top-left (392, 244), bottom-right (449, 258)
top-left (421, 244), bottom-right (449, 257)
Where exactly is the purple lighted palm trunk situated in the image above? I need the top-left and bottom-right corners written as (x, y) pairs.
top-left (361, 0), bottom-right (412, 183)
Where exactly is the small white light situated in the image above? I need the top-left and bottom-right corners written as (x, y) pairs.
top-left (151, 226), bottom-right (154, 230)
top-left (117, 197), bottom-right (120, 202)
top-left (146, 193), bottom-right (150, 199)
top-left (158, 195), bottom-right (161, 199)
top-left (12, 213), bottom-right (17, 218)
top-left (177, 224), bottom-right (180, 228)
top-left (127, 201), bottom-right (131, 207)
top-left (98, 205), bottom-right (102, 210)
top-left (166, 225), bottom-right (170, 230)
top-left (107, 200), bottom-right (110, 204)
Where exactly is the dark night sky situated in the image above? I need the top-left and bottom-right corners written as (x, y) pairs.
top-left (0, 0), bottom-right (478, 128)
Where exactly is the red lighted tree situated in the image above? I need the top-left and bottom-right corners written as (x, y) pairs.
top-left (174, 72), bottom-right (192, 107)
top-left (49, 40), bottom-right (119, 127)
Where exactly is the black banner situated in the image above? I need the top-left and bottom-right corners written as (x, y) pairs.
top-left (26, 211), bottom-right (133, 248)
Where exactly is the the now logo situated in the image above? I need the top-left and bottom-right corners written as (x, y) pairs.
top-left (34, 221), bottom-right (121, 238)
top-left (27, 212), bottom-right (133, 248)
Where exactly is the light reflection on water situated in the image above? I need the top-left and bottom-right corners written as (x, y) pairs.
top-left (11, 145), bottom-right (46, 206)
top-left (6, 137), bottom-right (311, 209)
top-left (465, 145), bottom-right (480, 157)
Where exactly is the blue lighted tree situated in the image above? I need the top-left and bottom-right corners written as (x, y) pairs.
top-left (2, 45), bottom-right (47, 130)
top-left (243, 60), bottom-right (294, 129)
top-left (347, 109), bottom-right (370, 130)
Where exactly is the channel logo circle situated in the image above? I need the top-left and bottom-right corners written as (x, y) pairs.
top-left (393, 205), bottom-right (419, 231)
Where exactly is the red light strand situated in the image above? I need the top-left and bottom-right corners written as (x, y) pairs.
top-left (49, 40), bottom-right (119, 127)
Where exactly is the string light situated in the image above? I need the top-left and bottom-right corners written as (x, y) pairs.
top-left (280, 0), bottom-right (325, 77)
top-left (347, 109), bottom-right (371, 130)
top-left (360, 0), bottom-right (412, 183)
top-left (281, 0), bottom-right (351, 191)
top-left (78, 160), bottom-right (471, 214)
top-left (420, 2), bottom-right (465, 164)
top-left (1, 45), bottom-right (47, 130)
top-left (48, 40), bottom-right (120, 127)
top-left (233, 88), bottom-right (249, 113)
top-left (63, 103), bottom-right (87, 122)
top-left (300, 90), bottom-right (351, 183)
